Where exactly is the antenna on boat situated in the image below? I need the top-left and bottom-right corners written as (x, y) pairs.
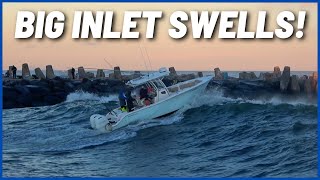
top-left (139, 44), bottom-right (150, 77)
top-left (143, 47), bottom-right (153, 73)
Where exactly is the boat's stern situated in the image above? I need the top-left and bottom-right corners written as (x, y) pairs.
top-left (90, 113), bottom-right (118, 132)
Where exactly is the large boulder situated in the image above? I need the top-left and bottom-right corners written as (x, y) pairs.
top-left (96, 69), bottom-right (105, 78)
top-left (67, 69), bottom-right (73, 79)
top-left (86, 72), bottom-right (95, 79)
top-left (64, 82), bottom-right (75, 92)
top-left (46, 65), bottom-right (56, 79)
top-left (3, 86), bottom-right (19, 101)
top-left (304, 78), bottom-right (313, 95)
top-left (134, 71), bottom-right (141, 76)
top-left (289, 75), bottom-right (300, 93)
top-left (109, 73), bottom-right (115, 79)
top-left (259, 72), bottom-right (273, 81)
top-left (26, 85), bottom-right (51, 96)
top-left (298, 75), bottom-right (308, 92)
top-left (273, 66), bottom-right (281, 79)
top-left (310, 72), bottom-right (318, 93)
top-left (114, 66), bottom-right (122, 80)
top-left (22, 63), bottom-right (31, 79)
top-left (280, 66), bottom-right (290, 92)
top-left (239, 72), bottom-right (257, 80)
top-left (35, 68), bottom-right (45, 79)
top-left (14, 85), bottom-right (31, 95)
top-left (78, 66), bottom-right (86, 79)
top-left (214, 68), bottom-right (223, 80)
top-left (8, 66), bottom-right (13, 78)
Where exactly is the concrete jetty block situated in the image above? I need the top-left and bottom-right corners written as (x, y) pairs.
top-left (239, 72), bottom-right (257, 80)
top-left (289, 75), bottom-right (300, 93)
top-left (310, 72), bottom-right (318, 93)
top-left (46, 65), bottom-right (56, 79)
top-left (134, 71), bottom-right (141, 75)
top-left (304, 78), bottom-right (312, 95)
top-left (169, 67), bottom-right (177, 76)
top-left (298, 75), bottom-right (308, 92)
top-left (35, 68), bottom-right (45, 79)
top-left (273, 66), bottom-right (281, 78)
top-left (197, 72), bottom-right (203, 77)
top-left (96, 69), bottom-right (105, 78)
top-left (67, 69), bottom-right (73, 79)
top-left (114, 66), bottom-right (122, 80)
top-left (22, 63), bottom-right (31, 79)
top-left (8, 66), bottom-right (13, 78)
top-left (280, 66), bottom-right (290, 92)
top-left (86, 72), bottom-right (95, 79)
top-left (78, 66), bottom-right (86, 79)
top-left (109, 73), bottom-right (115, 79)
top-left (214, 68), bottom-right (223, 80)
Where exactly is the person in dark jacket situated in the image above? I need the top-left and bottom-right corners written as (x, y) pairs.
top-left (118, 89), bottom-right (127, 111)
top-left (139, 86), bottom-right (148, 99)
top-left (71, 67), bottom-right (75, 79)
top-left (12, 65), bottom-right (17, 79)
top-left (125, 90), bottom-right (134, 112)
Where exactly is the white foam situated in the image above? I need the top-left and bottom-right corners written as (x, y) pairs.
top-left (193, 89), bottom-right (317, 107)
top-left (65, 91), bottom-right (117, 103)
top-left (240, 96), bottom-right (317, 106)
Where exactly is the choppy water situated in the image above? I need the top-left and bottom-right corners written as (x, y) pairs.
top-left (2, 90), bottom-right (318, 177)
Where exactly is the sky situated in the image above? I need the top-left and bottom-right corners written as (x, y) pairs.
top-left (3, 3), bottom-right (318, 71)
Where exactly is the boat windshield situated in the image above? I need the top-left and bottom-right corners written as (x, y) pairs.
top-left (151, 79), bottom-right (166, 89)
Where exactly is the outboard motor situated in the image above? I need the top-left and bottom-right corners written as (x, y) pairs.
top-left (90, 113), bottom-right (118, 132)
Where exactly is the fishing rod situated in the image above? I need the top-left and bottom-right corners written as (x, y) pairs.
top-left (104, 104), bottom-right (117, 117)
top-left (103, 58), bottom-right (114, 69)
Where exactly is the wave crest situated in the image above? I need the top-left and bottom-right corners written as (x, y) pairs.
top-left (65, 91), bottom-right (117, 103)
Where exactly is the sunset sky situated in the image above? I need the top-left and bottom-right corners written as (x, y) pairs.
top-left (3, 3), bottom-right (317, 71)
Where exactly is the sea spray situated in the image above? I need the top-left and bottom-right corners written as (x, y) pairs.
top-left (65, 90), bottom-right (118, 103)
top-left (195, 88), bottom-right (317, 107)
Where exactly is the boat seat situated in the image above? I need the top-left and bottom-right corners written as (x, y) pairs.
top-left (168, 86), bottom-right (179, 93)
top-left (179, 81), bottom-right (197, 90)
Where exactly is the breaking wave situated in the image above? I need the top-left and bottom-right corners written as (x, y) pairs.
top-left (65, 91), bottom-right (117, 103)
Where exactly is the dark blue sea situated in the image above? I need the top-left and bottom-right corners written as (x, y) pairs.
top-left (3, 89), bottom-right (318, 177)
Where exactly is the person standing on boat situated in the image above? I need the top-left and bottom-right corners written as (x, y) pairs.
top-left (118, 89), bottom-right (127, 111)
top-left (140, 85), bottom-right (151, 106)
top-left (140, 86), bottom-right (148, 99)
top-left (125, 90), bottom-right (134, 112)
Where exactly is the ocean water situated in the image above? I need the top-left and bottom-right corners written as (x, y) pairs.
top-left (2, 89), bottom-right (318, 177)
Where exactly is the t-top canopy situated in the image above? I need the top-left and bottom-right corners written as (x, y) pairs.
top-left (126, 67), bottom-right (169, 87)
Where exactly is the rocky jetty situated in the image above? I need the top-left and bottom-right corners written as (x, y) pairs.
top-left (209, 66), bottom-right (317, 100)
top-left (3, 77), bottom-right (125, 109)
top-left (2, 64), bottom-right (318, 109)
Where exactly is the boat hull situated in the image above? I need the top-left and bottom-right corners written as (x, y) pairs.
top-left (90, 76), bottom-right (212, 132)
